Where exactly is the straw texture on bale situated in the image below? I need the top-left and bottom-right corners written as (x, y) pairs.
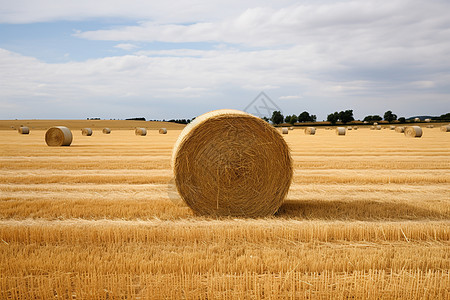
top-left (304, 127), bottom-right (316, 135)
top-left (404, 126), bottom-right (423, 138)
top-left (135, 128), bottom-right (147, 136)
top-left (18, 126), bottom-right (29, 134)
top-left (281, 127), bottom-right (288, 134)
top-left (81, 128), bottom-right (93, 136)
top-left (159, 128), bottom-right (167, 134)
top-left (102, 128), bottom-right (111, 134)
top-left (395, 127), bottom-right (405, 133)
top-left (171, 109), bottom-right (293, 217)
top-left (336, 127), bottom-right (346, 135)
top-left (45, 126), bottom-right (72, 146)
top-left (440, 125), bottom-right (450, 132)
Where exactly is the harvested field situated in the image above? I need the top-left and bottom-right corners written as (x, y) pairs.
top-left (0, 123), bottom-right (449, 299)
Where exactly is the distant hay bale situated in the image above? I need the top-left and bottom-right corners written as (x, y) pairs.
top-left (336, 127), bottom-right (346, 135)
top-left (370, 126), bottom-right (375, 130)
top-left (171, 109), bottom-right (293, 217)
top-left (159, 128), bottom-right (168, 134)
top-left (347, 126), bottom-right (352, 130)
top-left (414, 118), bottom-right (420, 122)
top-left (376, 125), bottom-right (382, 130)
top-left (404, 126), bottom-right (423, 138)
top-left (135, 128), bottom-right (147, 136)
top-left (304, 127), bottom-right (316, 135)
top-left (353, 126), bottom-right (358, 130)
top-left (45, 126), bottom-right (72, 146)
top-left (281, 127), bottom-right (288, 134)
top-left (425, 118), bottom-right (431, 122)
top-left (390, 126), bottom-right (396, 130)
top-left (325, 127), bottom-right (331, 130)
top-left (395, 127), bottom-right (405, 133)
top-left (440, 125), bottom-right (450, 132)
top-left (102, 128), bottom-right (111, 134)
top-left (373, 122), bottom-right (378, 126)
top-left (18, 126), bottom-right (29, 134)
top-left (81, 128), bottom-right (93, 136)
top-left (426, 125), bottom-right (434, 128)
top-left (289, 127), bottom-right (294, 130)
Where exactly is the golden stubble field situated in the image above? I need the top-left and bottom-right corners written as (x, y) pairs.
top-left (0, 121), bottom-right (449, 299)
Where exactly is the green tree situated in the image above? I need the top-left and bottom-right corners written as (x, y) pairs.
top-left (384, 110), bottom-right (397, 123)
top-left (284, 115), bottom-right (291, 124)
top-left (271, 111), bottom-right (284, 125)
top-left (298, 111), bottom-right (311, 122)
top-left (327, 112), bottom-right (339, 125)
top-left (339, 110), bottom-right (354, 124)
top-left (289, 114), bottom-right (298, 125)
top-left (398, 117), bottom-right (406, 123)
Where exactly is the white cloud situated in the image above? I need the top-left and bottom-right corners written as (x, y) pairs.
top-left (279, 95), bottom-right (302, 100)
top-left (114, 43), bottom-right (139, 51)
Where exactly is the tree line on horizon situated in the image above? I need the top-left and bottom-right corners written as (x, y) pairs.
top-left (268, 111), bottom-right (450, 125)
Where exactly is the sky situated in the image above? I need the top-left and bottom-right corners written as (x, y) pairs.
top-left (0, 0), bottom-right (449, 121)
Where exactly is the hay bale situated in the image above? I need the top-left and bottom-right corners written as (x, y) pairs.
top-left (281, 127), bottom-right (288, 134)
top-left (336, 127), bottom-right (346, 135)
top-left (395, 127), bottom-right (405, 133)
top-left (390, 126), bottom-right (396, 130)
top-left (425, 118), bottom-right (431, 122)
top-left (45, 126), bottom-right (72, 146)
top-left (373, 122), bottom-right (378, 126)
top-left (414, 118), bottom-right (420, 122)
top-left (347, 126), bottom-right (352, 130)
top-left (304, 127), bottom-right (316, 135)
top-left (353, 126), bottom-right (358, 130)
top-left (376, 125), bottom-right (382, 130)
top-left (18, 126), bottom-right (29, 134)
top-left (426, 125), bottom-right (434, 128)
top-left (102, 128), bottom-right (111, 134)
top-left (135, 128), bottom-right (147, 136)
top-left (289, 127), bottom-right (294, 130)
top-left (81, 128), bottom-right (93, 136)
top-left (171, 109), bottom-right (293, 217)
top-left (370, 126), bottom-right (375, 130)
top-left (404, 126), bottom-right (423, 138)
top-left (440, 125), bottom-right (450, 132)
top-left (159, 128), bottom-right (168, 134)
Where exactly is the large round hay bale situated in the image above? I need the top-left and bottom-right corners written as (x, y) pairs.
top-left (281, 127), bottom-right (288, 134)
top-left (336, 127), bottom-right (346, 135)
top-left (18, 126), bottom-right (29, 134)
top-left (81, 128), bottom-right (93, 136)
top-left (159, 128), bottom-right (167, 134)
top-left (304, 127), bottom-right (316, 135)
top-left (171, 109), bottom-right (293, 217)
top-left (102, 128), bottom-right (111, 134)
top-left (45, 126), bottom-right (72, 146)
top-left (135, 128), bottom-right (147, 136)
top-left (395, 126), bottom-right (405, 133)
top-left (440, 125), bottom-right (450, 132)
top-left (404, 126), bottom-right (423, 138)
